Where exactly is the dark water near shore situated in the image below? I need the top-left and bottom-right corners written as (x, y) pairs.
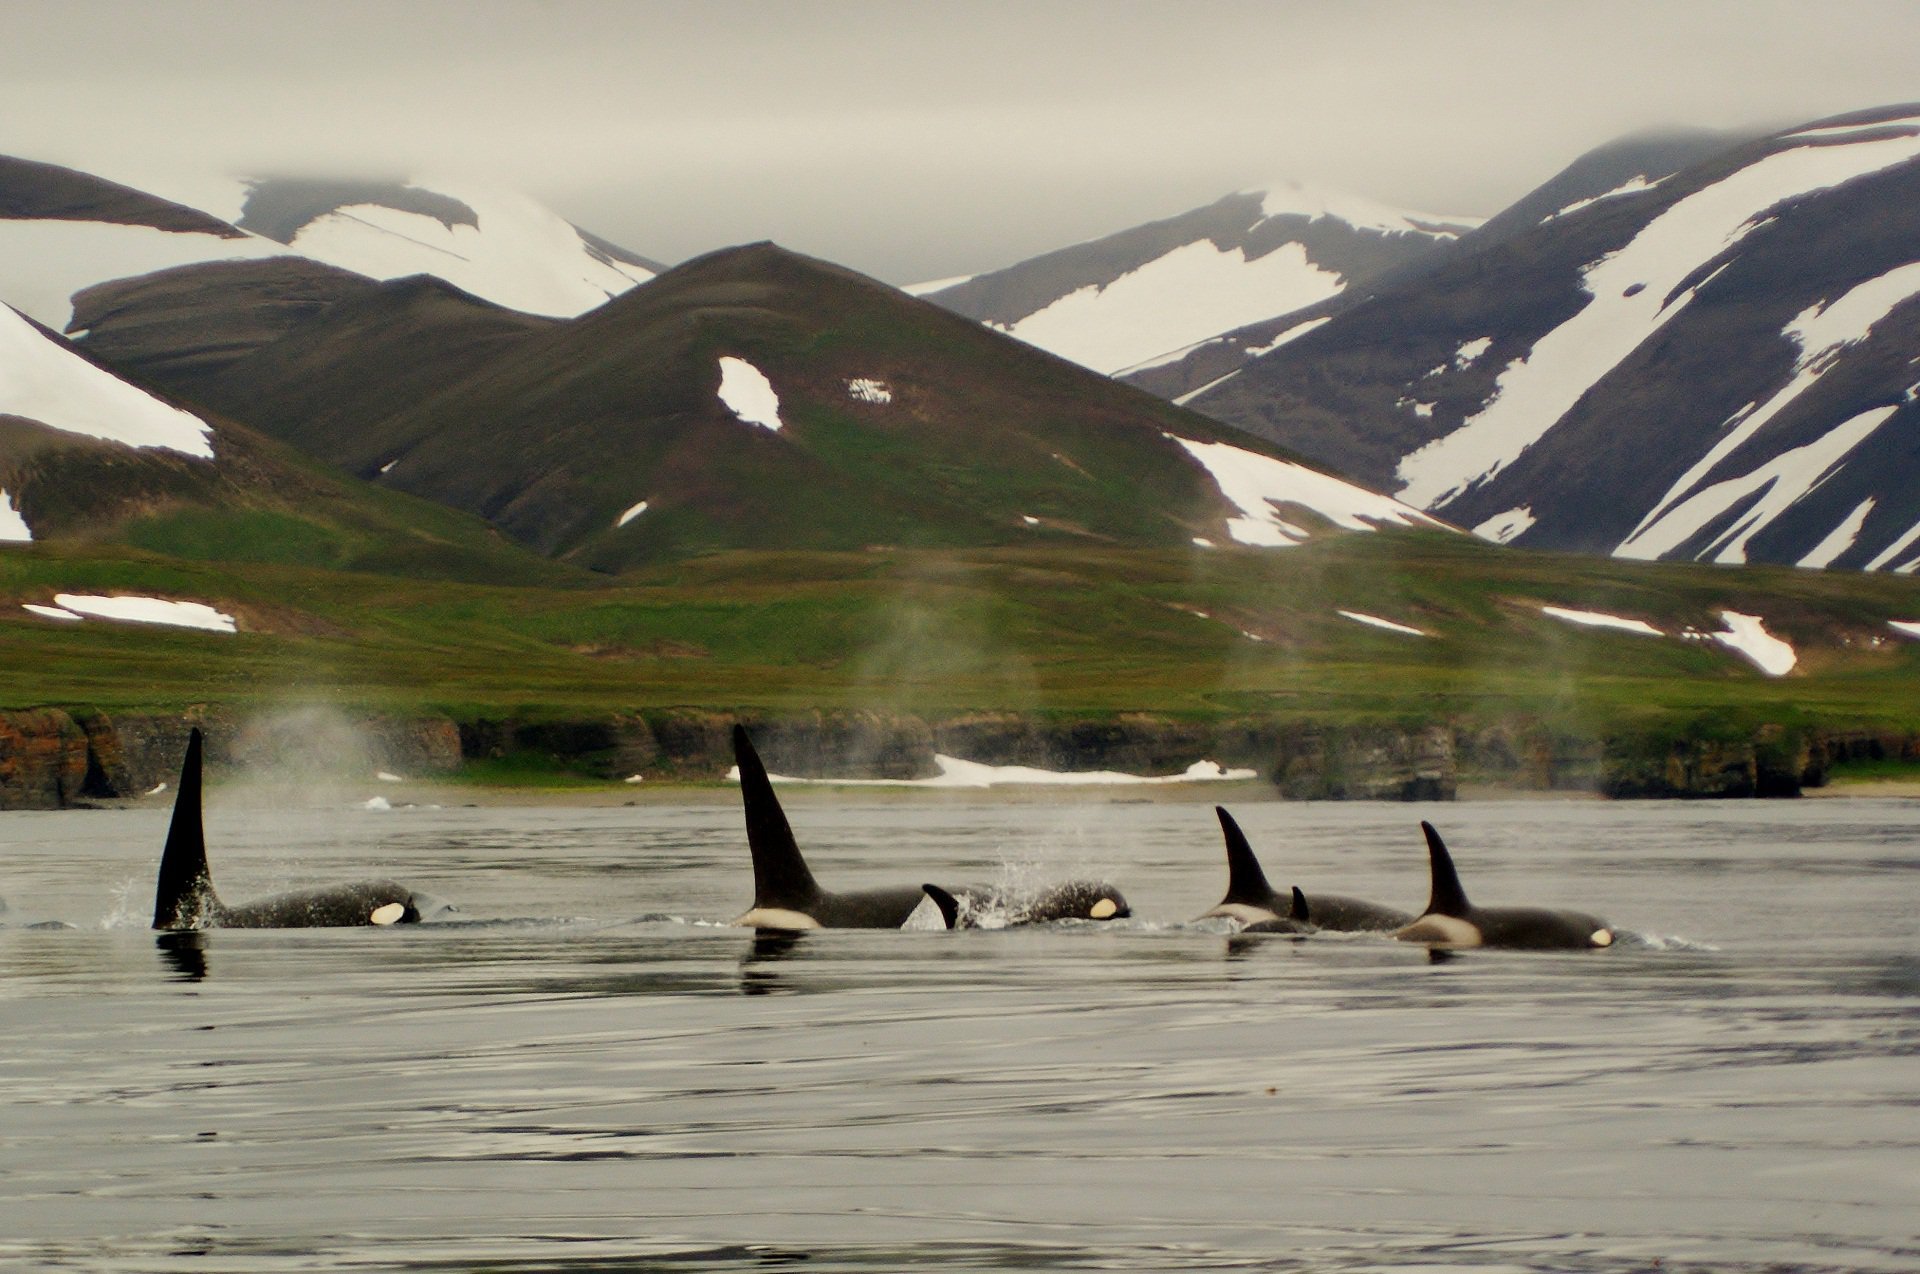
top-left (1, 794), bottom-right (1916, 1272)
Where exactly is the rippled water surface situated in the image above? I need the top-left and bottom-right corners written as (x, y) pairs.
top-left (2, 793), bottom-right (1916, 1272)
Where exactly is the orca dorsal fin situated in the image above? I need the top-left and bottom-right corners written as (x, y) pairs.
top-left (1215, 806), bottom-right (1278, 906)
top-left (1290, 886), bottom-right (1310, 923)
top-left (733, 725), bottom-right (821, 908)
top-left (153, 728), bottom-right (217, 929)
top-left (1421, 821), bottom-right (1472, 918)
top-left (922, 884), bottom-right (961, 929)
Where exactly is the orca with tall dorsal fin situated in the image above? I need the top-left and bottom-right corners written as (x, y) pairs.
top-left (1197, 806), bottom-right (1413, 933)
top-left (1393, 821), bottom-right (1614, 951)
top-left (151, 728), bottom-right (425, 930)
top-left (730, 725), bottom-right (1132, 930)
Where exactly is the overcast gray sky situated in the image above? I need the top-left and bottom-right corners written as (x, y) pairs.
top-left (4, 0), bottom-right (1919, 283)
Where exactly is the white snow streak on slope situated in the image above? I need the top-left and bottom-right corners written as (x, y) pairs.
top-left (0, 489), bottom-right (29, 542)
top-left (1473, 506), bottom-right (1536, 544)
top-left (1395, 128), bottom-right (1920, 510)
top-left (1541, 606), bottom-right (1662, 637)
top-left (615, 500), bottom-right (649, 527)
top-left (1622, 260), bottom-right (1920, 556)
top-left (22, 603), bottom-right (82, 621)
top-left (1888, 620), bottom-right (1920, 639)
top-left (0, 307), bottom-right (213, 457)
top-left (52, 594), bottom-right (235, 632)
top-left (1337, 610), bottom-right (1429, 637)
top-left (902, 274), bottom-right (975, 296)
top-left (1542, 175), bottom-right (1663, 222)
top-left (283, 180), bottom-right (653, 318)
top-left (1865, 518), bottom-right (1920, 571)
top-left (999, 240), bottom-right (1345, 375)
top-left (1620, 405), bottom-right (1897, 563)
top-left (717, 357), bottom-right (784, 432)
top-left (0, 220), bottom-right (281, 328)
top-left (1253, 180), bottom-right (1481, 234)
top-left (1169, 434), bottom-right (1446, 546)
top-left (1780, 113), bottom-right (1920, 142)
top-left (1246, 315), bottom-right (1333, 358)
top-left (1798, 497), bottom-right (1877, 568)
top-left (732, 755), bottom-right (1256, 788)
top-left (1713, 610), bottom-right (1796, 675)
top-left (1174, 369), bottom-right (1243, 407)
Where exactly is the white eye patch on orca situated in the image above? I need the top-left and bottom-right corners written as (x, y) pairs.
top-left (370, 902), bottom-right (407, 926)
top-left (1089, 898), bottom-right (1119, 919)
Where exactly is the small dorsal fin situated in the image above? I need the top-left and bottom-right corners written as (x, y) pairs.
top-left (153, 728), bottom-right (217, 929)
top-left (733, 725), bottom-right (820, 908)
top-left (1215, 806), bottom-right (1277, 906)
top-left (1421, 821), bottom-right (1472, 918)
top-left (922, 884), bottom-right (961, 929)
top-left (1290, 885), bottom-right (1310, 923)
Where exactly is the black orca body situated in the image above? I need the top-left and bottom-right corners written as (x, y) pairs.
top-left (920, 879), bottom-right (1130, 929)
top-left (1199, 807), bottom-right (1412, 934)
top-left (732, 725), bottom-right (946, 929)
top-left (152, 729), bottom-right (424, 930)
top-left (1394, 821), bottom-right (1614, 951)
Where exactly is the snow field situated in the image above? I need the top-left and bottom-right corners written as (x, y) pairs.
top-left (716, 357), bottom-right (783, 431)
top-left (0, 306), bottom-right (214, 457)
top-left (1168, 434), bottom-right (1445, 547)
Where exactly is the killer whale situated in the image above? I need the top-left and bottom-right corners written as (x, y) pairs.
top-left (1394, 821), bottom-right (1614, 951)
top-left (920, 879), bottom-right (1130, 929)
top-left (1198, 806), bottom-right (1413, 933)
top-left (730, 725), bottom-right (1131, 930)
top-left (151, 728), bottom-right (425, 930)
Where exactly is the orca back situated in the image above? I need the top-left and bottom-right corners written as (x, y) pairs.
top-left (153, 728), bottom-right (218, 930)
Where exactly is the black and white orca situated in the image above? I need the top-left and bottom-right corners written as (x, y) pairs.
top-left (1394, 821), bottom-right (1614, 951)
top-left (1198, 806), bottom-right (1412, 933)
top-left (730, 725), bottom-right (1131, 930)
top-left (151, 728), bottom-right (426, 930)
top-left (919, 879), bottom-right (1130, 929)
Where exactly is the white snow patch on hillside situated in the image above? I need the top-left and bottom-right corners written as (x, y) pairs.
top-left (998, 239), bottom-right (1345, 374)
top-left (1251, 179), bottom-right (1480, 236)
top-left (52, 594), bottom-right (236, 632)
top-left (616, 500), bottom-right (649, 527)
top-left (716, 357), bottom-right (783, 432)
top-left (1474, 506), bottom-right (1535, 544)
top-left (1338, 610), bottom-right (1429, 637)
top-left (279, 179), bottom-right (653, 318)
top-left (1542, 605), bottom-right (1663, 636)
top-left (1620, 405), bottom-right (1897, 563)
top-left (0, 219), bottom-right (281, 328)
top-left (22, 603), bottom-right (82, 621)
top-left (0, 489), bottom-right (29, 543)
top-left (0, 306), bottom-right (214, 457)
top-left (1888, 620), bottom-right (1920, 639)
top-left (846, 378), bottom-right (892, 404)
top-left (1798, 497), bottom-right (1877, 568)
top-left (902, 274), bottom-right (975, 296)
top-left (1712, 610), bottom-right (1796, 675)
top-left (734, 754), bottom-right (1256, 788)
top-left (1246, 315), bottom-right (1333, 358)
top-left (1542, 175), bottom-right (1664, 222)
top-left (1452, 337), bottom-right (1493, 368)
top-left (1395, 127), bottom-right (1920, 511)
top-left (1865, 518), bottom-right (1920, 571)
top-left (1169, 434), bottom-right (1447, 547)
top-left (1625, 260), bottom-right (1920, 554)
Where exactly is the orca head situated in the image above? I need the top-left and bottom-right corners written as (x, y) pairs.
top-left (153, 728), bottom-right (222, 930)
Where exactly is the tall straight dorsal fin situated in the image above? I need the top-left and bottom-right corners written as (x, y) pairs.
top-left (1421, 821), bottom-right (1472, 918)
top-left (733, 725), bottom-right (820, 908)
top-left (1290, 885), bottom-right (1310, 923)
top-left (1215, 806), bottom-right (1277, 906)
top-left (153, 728), bottom-right (217, 929)
top-left (922, 884), bottom-right (961, 929)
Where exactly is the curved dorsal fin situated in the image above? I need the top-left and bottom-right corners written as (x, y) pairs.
top-left (922, 884), bottom-right (961, 929)
top-left (734, 725), bottom-right (820, 908)
top-left (1290, 885), bottom-right (1310, 923)
top-left (1215, 806), bottom-right (1277, 906)
top-left (153, 728), bottom-right (217, 929)
top-left (1421, 821), bottom-right (1472, 918)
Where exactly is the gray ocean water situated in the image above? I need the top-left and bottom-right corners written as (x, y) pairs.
top-left (1, 792), bottom-right (1916, 1272)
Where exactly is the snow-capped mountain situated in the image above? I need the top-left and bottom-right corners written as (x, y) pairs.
top-left (0, 157), bottom-right (663, 331)
top-left (138, 241), bottom-right (1447, 568)
top-left (912, 181), bottom-right (1479, 375)
top-left (1175, 105), bottom-right (1920, 572)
